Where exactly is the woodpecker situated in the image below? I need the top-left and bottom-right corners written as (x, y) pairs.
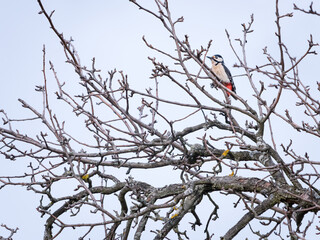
top-left (207, 54), bottom-right (236, 97)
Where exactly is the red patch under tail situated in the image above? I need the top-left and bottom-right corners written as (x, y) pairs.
top-left (224, 83), bottom-right (233, 96)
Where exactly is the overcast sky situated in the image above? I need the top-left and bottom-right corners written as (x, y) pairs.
top-left (1, 0), bottom-right (320, 239)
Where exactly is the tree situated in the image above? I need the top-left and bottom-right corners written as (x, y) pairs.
top-left (1, 0), bottom-right (320, 239)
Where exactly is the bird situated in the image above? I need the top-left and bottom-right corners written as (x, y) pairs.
top-left (207, 54), bottom-right (236, 98)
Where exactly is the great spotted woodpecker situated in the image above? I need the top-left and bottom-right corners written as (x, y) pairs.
top-left (207, 54), bottom-right (236, 98)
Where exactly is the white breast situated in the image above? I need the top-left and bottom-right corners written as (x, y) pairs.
top-left (211, 64), bottom-right (230, 83)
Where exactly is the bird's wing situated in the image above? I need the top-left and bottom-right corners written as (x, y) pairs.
top-left (223, 65), bottom-right (236, 93)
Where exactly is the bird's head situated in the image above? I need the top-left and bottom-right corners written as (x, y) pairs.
top-left (207, 54), bottom-right (224, 65)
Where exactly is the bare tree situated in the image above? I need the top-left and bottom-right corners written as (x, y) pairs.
top-left (1, 0), bottom-right (320, 239)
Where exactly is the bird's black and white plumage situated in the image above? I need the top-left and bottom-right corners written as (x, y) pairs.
top-left (207, 54), bottom-right (236, 97)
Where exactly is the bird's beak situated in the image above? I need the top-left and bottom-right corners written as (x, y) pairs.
top-left (207, 56), bottom-right (213, 60)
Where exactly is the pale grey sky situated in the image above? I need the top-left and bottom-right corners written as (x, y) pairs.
top-left (1, 0), bottom-right (319, 239)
